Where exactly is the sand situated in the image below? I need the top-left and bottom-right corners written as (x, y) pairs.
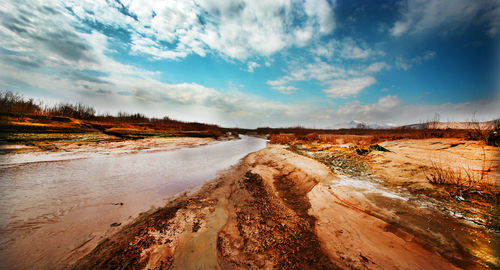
top-left (0, 137), bottom-right (216, 166)
top-left (366, 138), bottom-right (499, 189)
top-left (72, 143), bottom-right (499, 269)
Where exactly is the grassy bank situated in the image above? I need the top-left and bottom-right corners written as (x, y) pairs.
top-left (0, 91), bottom-right (226, 144)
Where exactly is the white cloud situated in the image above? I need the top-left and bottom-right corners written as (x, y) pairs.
top-left (61, 0), bottom-right (337, 61)
top-left (246, 61), bottom-right (260, 73)
top-left (421, 50), bottom-right (437, 61)
top-left (1, 0), bottom-right (498, 129)
top-left (267, 58), bottom-right (387, 97)
top-left (338, 38), bottom-right (373, 59)
top-left (294, 26), bottom-right (314, 47)
top-left (304, 0), bottom-right (336, 34)
top-left (313, 38), bottom-right (384, 60)
top-left (391, 0), bottom-right (500, 37)
top-left (272, 85), bottom-right (298, 95)
top-left (336, 95), bottom-right (400, 116)
top-left (396, 56), bottom-right (412, 71)
top-left (391, 21), bottom-right (409, 37)
top-left (396, 50), bottom-right (436, 70)
top-left (363, 62), bottom-right (390, 74)
top-left (323, 77), bottom-right (376, 98)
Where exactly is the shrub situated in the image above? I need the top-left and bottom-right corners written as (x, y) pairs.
top-left (425, 153), bottom-right (492, 197)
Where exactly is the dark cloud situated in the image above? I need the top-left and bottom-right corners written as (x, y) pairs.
top-left (117, 91), bottom-right (132, 96)
top-left (62, 70), bottom-right (110, 84)
top-left (96, 88), bottom-right (111, 94)
top-left (38, 5), bottom-right (59, 15)
top-left (204, 96), bottom-right (241, 113)
top-left (33, 31), bottom-right (96, 63)
top-left (1, 5), bottom-right (98, 64)
top-left (0, 54), bottom-right (43, 68)
top-left (0, 12), bottom-right (30, 34)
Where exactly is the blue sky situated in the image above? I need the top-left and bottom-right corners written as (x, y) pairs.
top-left (0, 0), bottom-right (499, 128)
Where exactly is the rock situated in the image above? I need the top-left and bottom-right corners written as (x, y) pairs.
top-left (110, 222), bottom-right (121, 227)
top-left (360, 254), bottom-right (369, 263)
top-left (356, 148), bottom-right (370, 155)
top-left (192, 221), bottom-right (201, 232)
top-left (369, 144), bottom-right (391, 152)
top-left (487, 129), bottom-right (500, 147)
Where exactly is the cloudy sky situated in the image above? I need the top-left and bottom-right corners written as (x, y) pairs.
top-left (0, 0), bottom-right (499, 128)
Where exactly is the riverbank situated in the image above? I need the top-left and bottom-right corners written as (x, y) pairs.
top-left (73, 144), bottom-right (499, 269)
top-left (0, 110), bottom-right (240, 166)
top-left (289, 138), bottom-right (499, 229)
top-left (0, 136), bottom-right (218, 166)
top-left (0, 136), bottom-right (266, 269)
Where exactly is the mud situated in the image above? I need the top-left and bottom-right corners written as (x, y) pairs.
top-left (217, 171), bottom-right (336, 269)
top-left (71, 145), bottom-right (498, 269)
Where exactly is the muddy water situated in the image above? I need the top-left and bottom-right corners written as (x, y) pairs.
top-left (0, 135), bottom-right (267, 269)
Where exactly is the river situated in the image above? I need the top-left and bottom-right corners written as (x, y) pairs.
top-left (0, 135), bottom-right (267, 269)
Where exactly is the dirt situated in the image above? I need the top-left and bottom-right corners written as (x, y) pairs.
top-left (217, 171), bottom-right (336, 269)
top-left (365, 138), bottom-right (499, 190)
top-left (309, 185), bottom-right (459, 269)
top-left (0, 114), bottom-right (225, 144)
top-left (71, 144), bottom-right (499, 269)
top-left (365, 138), bottom-right (499, 229)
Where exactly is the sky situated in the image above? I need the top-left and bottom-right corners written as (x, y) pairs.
top-left (0, 0), bottom-right (499, 128)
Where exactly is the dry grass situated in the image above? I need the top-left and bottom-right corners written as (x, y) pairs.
top-left (424, 150), bottom-right (495, 197)
top-left (266, 117), bottom-right (499, 146)
top-left (270, 130), bottom-right (472, 146)
top-left (1, 90), bottom-right (225, 139)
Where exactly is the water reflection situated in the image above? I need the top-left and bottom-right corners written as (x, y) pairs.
top-left (0, 136), bottom-right (267, 268)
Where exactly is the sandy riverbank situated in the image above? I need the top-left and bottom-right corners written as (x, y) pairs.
top-left (0, 137), bottom-right (218, 166)
top-left (73, 143), bottom-right (499, 269)
top-left (0, 136), bottom-right (264, 270)
top-left (365, 138), bottom-right (499, 189)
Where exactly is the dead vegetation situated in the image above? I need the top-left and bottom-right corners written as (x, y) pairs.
top-left (266, 114), bottom-right (499, 147)
top-left (269, 126), bottom-right (499, 147)
top-left (1, 90), bottom-right (225, 142)
top-left (424, 149), bottom-right (497, 199)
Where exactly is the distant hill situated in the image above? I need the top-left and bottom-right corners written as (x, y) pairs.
top-left (328, 120), bottom-right (397, 129)
top-left (400, 120), bottom-right (497, 130)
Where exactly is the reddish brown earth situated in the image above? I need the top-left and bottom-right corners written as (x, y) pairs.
top-left (72, 145), bottom-right (498, 269)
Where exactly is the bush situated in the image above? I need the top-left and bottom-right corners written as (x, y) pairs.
top-left (487, 119), bottom-right (500, 147)
top-left (0, 90), bottom-right (225, 135)
top-left (425, 155), bottom-right (491, 197)
top-left (0, 91), bottom-right (41, 115)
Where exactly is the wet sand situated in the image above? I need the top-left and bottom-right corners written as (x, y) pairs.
top-left (0, 136), bottom-right (218, 166)
top-left (0, 136), bottom-right (266, 269)
top-left (73, 145), bottom-right (499, 269)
